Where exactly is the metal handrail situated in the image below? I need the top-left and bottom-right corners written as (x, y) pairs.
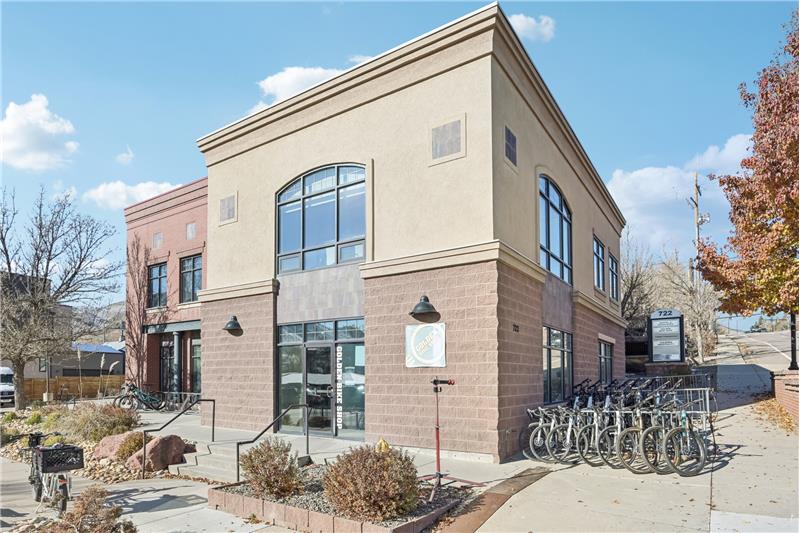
top-left (140, 398), bottom-right (216, 479)
top-left (235, 403), bottom-right (310, 483)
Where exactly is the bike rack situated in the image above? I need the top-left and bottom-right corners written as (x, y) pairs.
top-left (235, 403), bottom-right (310, 483)
top-left (140, 398), bottom-right (216, 479)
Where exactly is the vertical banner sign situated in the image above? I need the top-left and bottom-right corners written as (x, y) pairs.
top-left (648, 309), bottom-right (685, 362)
top-left (335, 345), bottom-right (343, 432)
top-left (405, 323), bottom-right (446, 368)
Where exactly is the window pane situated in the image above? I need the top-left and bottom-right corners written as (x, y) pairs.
top-left (564, 266), bottom-right (572, 284)
top-left (306, 321), bottom-right (334, 342)
top-left (278, 346), bottom-right (304, 432)
top-left (193, 270), bottom-right (202, 296)
top-left (549, 258), bottom-right (561, 276)
top-left (279, 255), bottom-right (301, 273)
top-left (339, 343), bottom-right (365, 432)
top-left (539, 196), bottom-right (548, 249)
top-left (548, 184), bottom-right (562, 208)
top-left (562, 220), bottom-right (571, 265)
top-left (304, 193), bottom-right (335, 247)
top-left (337, 319), bottom-right (365, 340)
top-left (542, 347), bottom-right (550, 403)
top-left (550, 350), bottom-right (563, 402)
top-left (278, 201), bottom-right (301, 253)
top-left (550, 330), bottom-right (563, 349)
top-left (186, 222), bottom-right (196, 240)
top-left (540, 177), bottom-right (548, 194)
top-left (339, 241), bottom-right (365, 263)
top-left (181, 271), bottom-right (192, 302)
top-left (540, 248), bottom-right (549, 269)
top-left (339, 166), bottom-right (365, 185)
top-left (279, 179), bottom-right (301, 202)
top-left (549, 208), bottom-right (561, 258)
top-left (431, 120), bottom-right (461, 159)
top-left (194, 256), bottom-right (202, 270)
top-left (338, 183), bottom-right (365, 240)
top-left (304, 167), bottom-right (336, 195)
top-left (303, 247), bottom-right (335, 270)
top-left (565, 333), bottom-right (573, 351)
top-left (563, 350), bottom-right (572, 398)
top-left (279, 324), bottom-right (303, 344)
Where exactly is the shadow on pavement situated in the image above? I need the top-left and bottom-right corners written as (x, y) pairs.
top-left (105, 485), bottom-right (206, 515)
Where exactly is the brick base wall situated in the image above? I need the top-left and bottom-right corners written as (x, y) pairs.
top-left (200, 293), bottom-right (276, 430)
top-left (773, 370), bottom-right (799, 423)
top-left (363, 261), bottom-right (502, 459)
top-left (573, 303), bottom-right (626, 386)
top-left (496, 262), bottom-right (543, 459)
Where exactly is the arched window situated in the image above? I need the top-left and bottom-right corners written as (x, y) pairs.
top-left (539, 176), bottom-right (572, 284)
top-left (277, 164), bottom-right (366, 273)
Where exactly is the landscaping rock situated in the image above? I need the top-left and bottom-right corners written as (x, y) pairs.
top-left (125, 434), bottom-right (187, 471)
top-left (93, 431), bottom-right (138, 459)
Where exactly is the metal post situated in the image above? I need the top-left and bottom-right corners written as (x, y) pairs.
top-left (236, 443), bottom-right (240, 483)
top-left (790, 313), bottom-right (798, 371)
top-left (305, 406), bottom-right (309, 456)
top-left (211, 400), bottom-right (216, 442)
top-left (141, 431), bottom-right (147, 479)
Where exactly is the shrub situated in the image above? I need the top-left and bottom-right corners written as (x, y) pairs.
top-left (49, 485), bottom-right (137, 533)
top-left (54, 404), bottom-right (139, 442)
top-left (25, 412), bottom-right (43, 425)
top-left (42, 410), bottom-right (65, 431)
top-left (43, 434), bottom-right (68, 446)
top-left (2, 412), bottom-right (17, 423)
top-left (240, 436), bottom-right (301, 499)
top-left (323, 444), bottom-right (419, 522)
top-left (0, 427), bottom-right (20, 446)
top-left (115, 433), bottom-right (154, 461)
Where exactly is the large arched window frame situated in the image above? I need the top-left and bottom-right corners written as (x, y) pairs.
top-left (539, 176), bottom-right (572, 284)
top-left (276, 164), bottom-right (366, 274)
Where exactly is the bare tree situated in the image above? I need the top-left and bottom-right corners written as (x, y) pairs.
top-left (654, 253), bottom-right (720, 363)
top-left (0, 188), bottom-right (121, 408)
top-left (620, 229), bottom-right (656, 336)
top-left (125, 234), bottom-right (168, 388)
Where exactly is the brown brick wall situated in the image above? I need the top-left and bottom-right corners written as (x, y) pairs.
top-left (773, 370), bottom-right (799, 423)
top-left (573, 303), bottom-right (626, 386)
top-left (363, 261), bottom-right (502, 459)
top-left (200, 293), bottom-right (276, 430)
top-left (496, 262), bottom-right (543, 458)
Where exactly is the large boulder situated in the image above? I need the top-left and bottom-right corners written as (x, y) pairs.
top-left (93, 431), bottom-right (138, 460)
top-left (125, 435), bottom-right (187, 471)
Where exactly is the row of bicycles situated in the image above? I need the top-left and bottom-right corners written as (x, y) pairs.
top-left (112, 382), bottom-right (198, 412)
top-left (520, 376), bottom-right (716, 477)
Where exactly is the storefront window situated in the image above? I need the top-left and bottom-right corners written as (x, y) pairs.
top-left (543, 327), bottom-right (573, 403)
top-left (599, 341), bottom-right (613, 385)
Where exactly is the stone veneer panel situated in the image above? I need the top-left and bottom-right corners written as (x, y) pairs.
top-left (200, 293), bottom-right (276, 430)
top-left (363, 261), bottom-right (502, 459)
top-left (572, 303), bottom-right (626, 386)
top-left (496, 262), bottom-right (543, 458)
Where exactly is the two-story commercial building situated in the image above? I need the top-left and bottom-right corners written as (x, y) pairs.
top-left (127, 3), bottom-right (626, 462)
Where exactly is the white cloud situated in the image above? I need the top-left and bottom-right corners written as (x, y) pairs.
top-left (115, 145), bottom-right (134, 165)
top-left (348, 54), bottom-right (373, 65)
top-left (83, 180), bottom-right (178, 210)
top-left (608, 134), bottom-right (751, 254)
top-left (251, 66), bottom-right (346, 112)
top-left (509, 14), bottom-right (556, 43)
top-left (0, 94), bottom-right (79, 171)
top-left (51, 179), bottom-right (77, 200)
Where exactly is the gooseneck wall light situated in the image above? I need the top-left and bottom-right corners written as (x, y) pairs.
top-left (409, 295), bottom-right (440, 323)
top-left (223, 315), bottom-right (242, 332)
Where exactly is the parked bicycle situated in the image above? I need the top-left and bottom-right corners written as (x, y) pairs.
top-left (113, 381), bottom-right (166, 411)
top-left (520, 375), bottom-right (715, 477)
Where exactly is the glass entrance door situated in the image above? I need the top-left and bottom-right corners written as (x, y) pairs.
top-left (305, 345), bottom-right (333, 434)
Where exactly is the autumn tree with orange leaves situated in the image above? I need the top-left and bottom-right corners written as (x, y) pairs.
top-left (698, 12), bottom-right (798, 368)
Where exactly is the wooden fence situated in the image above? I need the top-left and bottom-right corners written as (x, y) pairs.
top-left (23, 375), bottom-right (126, 400)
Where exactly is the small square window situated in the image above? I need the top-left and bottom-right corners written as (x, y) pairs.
top-left (432, 119), bottom-right (462, 160)
top-left (186, 222), bottom-right (196, 240)
top-left (219, 195), bottom-right (237, 224)
top-left (152, 232), bottom-right (163, 249)
top-left (339, 241), bottom-right (365, 263)
top-left (278, 324), bottom-right (303, 344)
top-left (505, 126), bottom-right (517, 166)
top-left (38, 357), bottom-right (46, 372)
top-left (278, 255), bottom-right (301, 274)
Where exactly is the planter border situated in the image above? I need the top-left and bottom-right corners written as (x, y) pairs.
top-left (208, 483), bottom-right (459, 533)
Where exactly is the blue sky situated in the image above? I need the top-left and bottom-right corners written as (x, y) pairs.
top-left (1, 1), bottom-right (794, 319)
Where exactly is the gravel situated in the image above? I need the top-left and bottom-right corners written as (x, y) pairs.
top-left (221, 464), bottom-right (466, 528)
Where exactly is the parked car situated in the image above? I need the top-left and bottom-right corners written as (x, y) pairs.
top-left (749, 325), bottom-right (767, 333)
top-left (0, 367), bottom-right (14, 407)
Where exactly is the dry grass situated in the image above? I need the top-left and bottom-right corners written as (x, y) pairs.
top-left (752, 394), bottom-right (797, 433)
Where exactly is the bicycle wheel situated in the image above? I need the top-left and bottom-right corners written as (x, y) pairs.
top-left (597, 426), bottom-right (622, 469)
top-left (640, 426), bottom-right (672, 475)
top-left (576, 425), bottom-right (603, 467)
top-left (546, 423), bottom-right (578, 464)
top-left (616, 428), bottom-right (650, 474)
top-left (118, 395), bottom-right (138, 410)
top-left (664, 427), bottom-right (706, 477)
top-left (529, 425), bottom-right (554, 462)
top-left (519, 423), bottom-right (536, 460)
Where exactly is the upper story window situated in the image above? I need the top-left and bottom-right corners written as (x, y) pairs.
top-left (219, 194), bottom-right (237, 224)
top-left (152, 232), bottom-right (163, 249)
top-left (593, 237), bottom-right (605, 291)
top-left (186, 222), bottom-right (196, 241)
top-left (180, 255), bottom-right (202, 303)
top-left (148, 263), bottom-right (167, 308)
top-left (539, 176), bottom-right (572, 284)
top-left (609, 254), bottom-right (619, 301)
top-left (504, 126), bottom-right (517, 166)
top-left (277, 165), bottom-right (366, 273)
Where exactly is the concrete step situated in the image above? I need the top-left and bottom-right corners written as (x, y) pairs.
top-left (171, 462), bottom-right (239, 483)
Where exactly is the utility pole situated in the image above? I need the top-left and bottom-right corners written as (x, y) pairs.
top-left (687, 173), bottom-right (710, 285)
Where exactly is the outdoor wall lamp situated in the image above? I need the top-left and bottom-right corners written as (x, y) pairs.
top-left (223, 315), bottom-right (242, 332)
top-left (409, 295), bottom-right (440, 323)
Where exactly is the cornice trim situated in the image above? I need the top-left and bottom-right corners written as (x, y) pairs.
top-left (573, 291), bottom-right (627, 328)
top-left (198, 279), bottom-right (279, 303)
